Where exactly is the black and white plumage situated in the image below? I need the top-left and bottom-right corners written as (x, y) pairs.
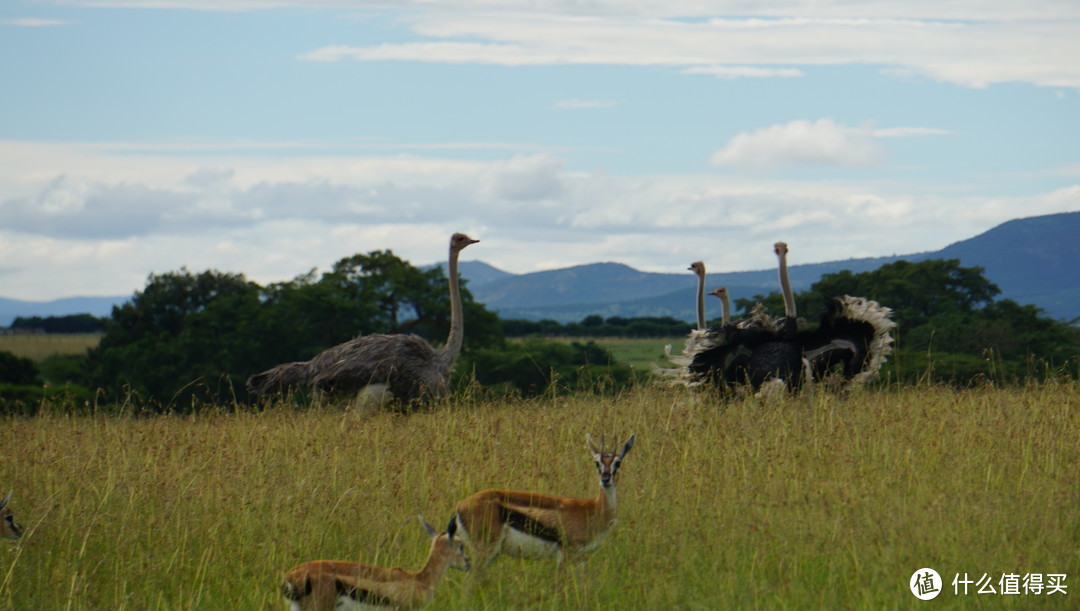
top-left (680, 243), bottom-right (802, 393)
top-left (675, 242), bottom-right (895, 395)
top-left (246, 232), bottom-right (479, 406)
top-left (798, 295), bottom-right (896, 386)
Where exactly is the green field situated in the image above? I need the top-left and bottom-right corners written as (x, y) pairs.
top-left (546, 336), bottom-right (684, 372)
top-left (0, 333), bottom-right (102, 362)
top-left (2, 382), bottom-right (1076, 609)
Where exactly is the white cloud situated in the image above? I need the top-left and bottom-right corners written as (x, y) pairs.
top-left (681, 65), bottom-right (803, 79)
top-left (0, 138), bottom-right (1076, 300)
top-left (710, 119), bottom-right (886, 172)
top-left (294, 11), bottom-right (1080, 89)
top-left (477, 153), bottom-right (565, 201)
top-left (52, 1), bottom-right (1080, 21)
top-left (2, 18), bottom-right (69, 27)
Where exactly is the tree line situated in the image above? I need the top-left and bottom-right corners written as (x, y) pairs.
top-left (2, 253), bottom-right (1077, 412)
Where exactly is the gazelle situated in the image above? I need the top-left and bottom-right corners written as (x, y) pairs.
top-left (2, 490), bottom-right (24, 539)
top-left (449, 433), bottom-right (636, 576)
top-left (281, 516), bottom-right (470, 610)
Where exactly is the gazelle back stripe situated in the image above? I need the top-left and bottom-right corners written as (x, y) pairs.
top-left (334, 580), bottom-right (396, 607)
top-left (499, 506), bottom-right (563, 544)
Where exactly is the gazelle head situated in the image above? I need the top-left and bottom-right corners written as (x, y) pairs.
top-left (1, 490), bottom-right (24, 540)
top-left (420, 515), bottom-right (470, 572)
top-left (586, 434), bottom-right (636, 490)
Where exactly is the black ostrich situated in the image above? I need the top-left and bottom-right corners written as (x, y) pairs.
top-left (686, 242), bottom-right (802, 393)
top-left (680, 242), bottom-right (895, 396)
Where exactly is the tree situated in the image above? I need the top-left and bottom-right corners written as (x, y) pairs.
top-left (811, 259), bottom-right (1000, 328)
top-left (0, 351), bottom-right (39, 385)
top-left (11, 314), bottom-right (105, 333)
top-left (456, 338), bottom-right (633, 396)
top-left (88, 268), bottom-right (261, 407)
top-left (735, 258), bottom-right (1077, 384)
top-left (86, 252), bottom-right (505, 409)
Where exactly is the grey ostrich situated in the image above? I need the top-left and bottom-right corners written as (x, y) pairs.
top-left (246, 232), bottom-right (479, 406)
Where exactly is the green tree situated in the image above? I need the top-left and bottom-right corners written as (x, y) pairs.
top-left (457, 338), bottom-right (632, 396)
top-left (0, 351), bottom-right (39, 385)
top-left (11, 314), bottom-right (106, 333)
top-left (735, 258), bottom-right (1077, 384)
top-left (811, 259), bottom-right (1000, 328)
top-left (87, 252), bottom-right (505, 409)
top-left (88, 268), bottom-right (260, 407)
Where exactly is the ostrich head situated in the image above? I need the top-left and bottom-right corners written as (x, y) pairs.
top-left (709, 287), bottom-right (728, 300)
top-left (774, 242), bottom-right (788, 257)
top-left (688, 261), bottom-right (705, 277)
top-left (451, 233), bottom-right (479, 252)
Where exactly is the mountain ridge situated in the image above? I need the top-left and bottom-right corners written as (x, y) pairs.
top-left (3, 211), bottom-right (1077, 326)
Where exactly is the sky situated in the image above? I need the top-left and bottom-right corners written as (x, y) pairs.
top-left (1, 1), bottom-right (1078, 301)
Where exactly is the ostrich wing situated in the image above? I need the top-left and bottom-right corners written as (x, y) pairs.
top-left (799, 296), bottom-right (896, 384)
top-left (246, 361), bottom-right (312, 396)
top-left (307, 334), bottom-right (445, 400)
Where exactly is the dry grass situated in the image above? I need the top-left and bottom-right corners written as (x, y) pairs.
top-left (1, 382), bottom-right (1077, 609)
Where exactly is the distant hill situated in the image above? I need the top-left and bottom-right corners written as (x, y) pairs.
top-left (436, 260), bottom-right (515, 287)
top-left (913, 211), bottom-right (1080, 322)
top-left (3, 211), bottom-right (1077, 327)
top-left (0, 296), bottom-right (129, 327)
top-left (469, 211), bottom-right (1079, 322)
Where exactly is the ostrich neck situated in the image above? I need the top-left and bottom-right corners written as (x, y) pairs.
top-left (720, 292), bottom-right (731, 326)
top-left (695, 272), bottom-right (706, 330)
top-left (778, 251), bottom-right (796, 318)
top-left (435, 247), bottom-right (464, 372)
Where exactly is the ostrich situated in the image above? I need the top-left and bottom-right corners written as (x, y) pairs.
top-left (684, 243), bottom-right (803, 394)
top-left (246, 232), bottom-right (479, 406)
top-left (709, 287), bottom-right (730, 326)
top-left (685, 242), bottom-right (895, 395)
top-left (690, 261), bottom-right (707, 330)
top-left (663, 261), bottom-right (722, 369)
top-left (799, 295), bottom-right (896, 386)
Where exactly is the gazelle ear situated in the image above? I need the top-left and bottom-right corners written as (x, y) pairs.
top-left (0, 490), bottom-right (10, 510)
top-left (586, 433), bottom-right (602, 456)
top-left (619, 434), bottom-right (636, 458)
top-left (418, 515), bottom-right (437, 539)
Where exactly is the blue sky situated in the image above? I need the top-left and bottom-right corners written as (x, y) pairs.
top-left (1, 1), bottom-right (1078, 300)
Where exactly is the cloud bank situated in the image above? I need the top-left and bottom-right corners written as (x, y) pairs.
top-left (1, 139), bottom-right (1076, 300)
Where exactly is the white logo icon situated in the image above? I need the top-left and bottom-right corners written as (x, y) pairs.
top-left (911, 568), bottom-right (942, 600)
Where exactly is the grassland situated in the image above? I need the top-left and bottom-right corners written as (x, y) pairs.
top-left (0, 334), bottom-right (102, 362)
top-left (1, 381), bottom-right (1076, 610)
top-left (547, 336), bottom-right (682, 372)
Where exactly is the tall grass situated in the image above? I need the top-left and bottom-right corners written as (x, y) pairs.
top-left (1, 382), bottom-right (1077, 609)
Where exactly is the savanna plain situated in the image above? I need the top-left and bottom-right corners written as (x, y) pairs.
top-left (1, 380), bottom-right (1077, 609)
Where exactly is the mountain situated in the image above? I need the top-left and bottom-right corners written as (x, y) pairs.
top-left (0, 296), bottom-right (129, 327)
top-left (437, 260), bottom-right (515, 287)
top-left (2, 212), bottom-right (1076, 327)
top-left (469, 211), bottom-right (1079, 322)
top-left (913, 212), bottom-right (1080, 321)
